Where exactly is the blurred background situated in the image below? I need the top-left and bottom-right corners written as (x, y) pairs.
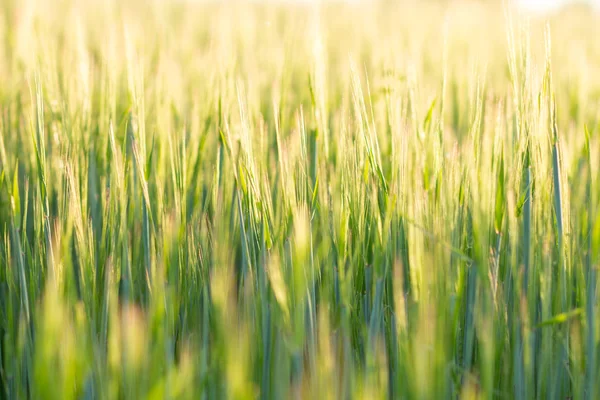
top-left (518, 0), bottom-right (599, 11)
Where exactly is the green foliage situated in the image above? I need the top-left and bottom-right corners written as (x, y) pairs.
top-left (0, 0), bottom-right (599, 399)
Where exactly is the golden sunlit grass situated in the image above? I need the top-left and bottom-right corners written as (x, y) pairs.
top-left (0, 0), bottom-right (599, 398)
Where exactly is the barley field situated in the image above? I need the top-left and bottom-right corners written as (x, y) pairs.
top-left (0, 0), bottom-right (599, 398)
